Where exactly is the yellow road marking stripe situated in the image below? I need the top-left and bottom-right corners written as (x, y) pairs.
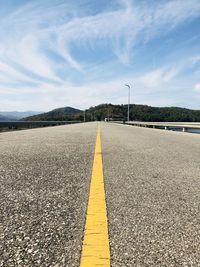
top-left (80, 125), bottom-right (110, 267)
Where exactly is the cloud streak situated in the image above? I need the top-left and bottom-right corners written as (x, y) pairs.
top-left (0, 0), bottom-right (200, 110)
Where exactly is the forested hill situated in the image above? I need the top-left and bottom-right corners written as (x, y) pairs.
top-left (86, 104), bottom-right (200, 122)
top-left (23, 106), bottom-right (82, 121)
top-left (23, 104), bottom-right (200, 122)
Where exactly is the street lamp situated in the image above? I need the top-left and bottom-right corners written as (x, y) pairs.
top-left (84, 110), bottom-right (86, 122)
top-left (125, 84), bottom-right (130, 122)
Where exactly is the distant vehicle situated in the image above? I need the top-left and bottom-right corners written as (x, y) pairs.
top-left (104, 117), bottom-right (113, 122)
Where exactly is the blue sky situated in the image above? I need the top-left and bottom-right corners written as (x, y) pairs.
top-left (0, 0), bottom-right (200, 111)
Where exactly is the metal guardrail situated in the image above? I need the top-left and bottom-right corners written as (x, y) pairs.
top-left (111, 120), bottom-right (200, 133)
top-left (0, 121), bottom-right (81, 131)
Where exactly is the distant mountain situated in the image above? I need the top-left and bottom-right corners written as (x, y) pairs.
top-left (23, 107), bottom-right (82, 121)
top-left (0, 114), bottom-right (12, 122)
top-left (0, 111), bottom-right (42, 121)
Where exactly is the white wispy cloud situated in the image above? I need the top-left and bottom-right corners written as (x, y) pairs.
top-left (1, 0), bottom-right (200, 77)
top-left (191, 56), bottom-right (200, 64)
top-left (194, 83), bottom-right (200, 92)
top-left (138, 67), bottom-right (178, 88)
top-left (0, 0), bottom-right (200, 110)
top-left (0, 61), bottom-right (36, 83)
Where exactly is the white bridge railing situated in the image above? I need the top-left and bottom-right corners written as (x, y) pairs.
top-left (112, 121), bottom-right (200, 133)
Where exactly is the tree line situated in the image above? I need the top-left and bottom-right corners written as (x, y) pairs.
top-left (24, 104), bottom-right (200, 122)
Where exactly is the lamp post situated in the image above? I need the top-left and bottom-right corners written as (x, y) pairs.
top-left (125, 84), bottom-right (130, 122)
top-left (84, 110), bottom-right (86, 122)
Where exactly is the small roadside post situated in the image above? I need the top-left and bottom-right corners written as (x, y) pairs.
top-left (84, 110), bottom-right (86, 122)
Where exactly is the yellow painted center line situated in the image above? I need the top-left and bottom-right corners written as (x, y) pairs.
top-left (80, 125), bottom-right (110, 267)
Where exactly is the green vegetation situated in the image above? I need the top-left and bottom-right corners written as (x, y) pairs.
top-left (23, 107), bottom-right (82, 121)
top-left (23, 104), bottom-right (200, 122)
top-left (83, 104), bottom-right (200, 122)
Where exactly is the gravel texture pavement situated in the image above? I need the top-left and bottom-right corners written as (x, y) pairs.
top-left (101, 123), bottom-right (200, 267)
top-left (0, 123), bottom-right (97, 267)
top-left (1, 122), bottom-right (200, 267)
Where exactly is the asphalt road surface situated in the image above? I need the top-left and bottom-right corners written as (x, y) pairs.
top-left (1, 122), bottom-right (200, 266)
top-left (0, 123), bottom-right (96, 267)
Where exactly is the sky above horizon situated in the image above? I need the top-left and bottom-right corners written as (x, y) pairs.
top-left (0, 0), bottom-right (200, 111)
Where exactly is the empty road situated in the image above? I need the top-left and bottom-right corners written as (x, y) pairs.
top-left (0, 122), bottom-right (200, 267)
